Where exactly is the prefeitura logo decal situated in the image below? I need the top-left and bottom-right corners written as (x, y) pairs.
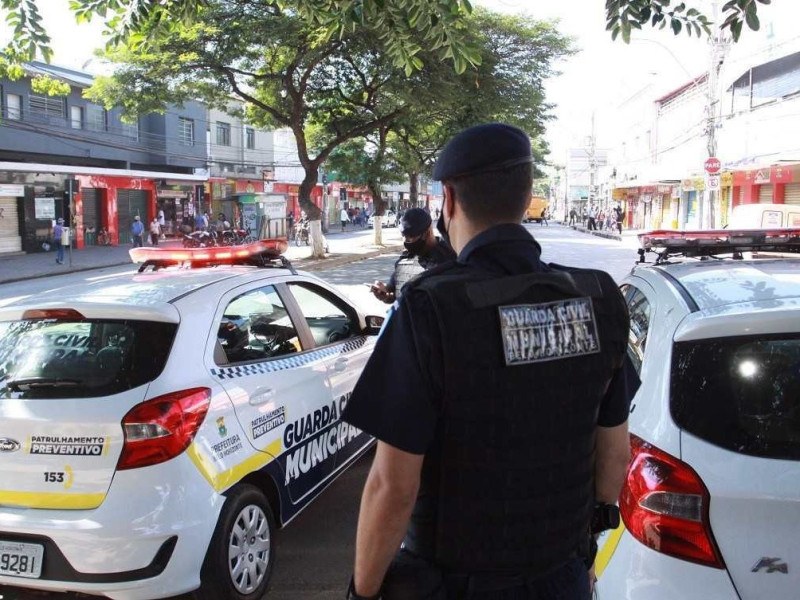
top-left (0, 438), bottom-right (20, 452)
top-left (499, 297), bottom-right (601, 365)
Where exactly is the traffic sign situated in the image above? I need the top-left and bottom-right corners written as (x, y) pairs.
top-left (706, 174), bottom-right (720, 191)
top-left (704, 157), bottom-right (721, 174)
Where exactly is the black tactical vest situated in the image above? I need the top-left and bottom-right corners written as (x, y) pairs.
top-left (408, 263), bottom-right (628, 574)
top-left (393, 257), bottom-right (426, 297)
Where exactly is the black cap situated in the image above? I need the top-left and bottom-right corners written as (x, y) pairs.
top-left (432, 123), bottom-right (533, 181)
top-left (400, 208), bottom-right (432, 237)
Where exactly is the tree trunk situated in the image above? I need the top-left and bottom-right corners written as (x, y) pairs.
top-left (409, 171), bottom-right (419, 207)
top-left (298, 169), bottom-right (326, 258)
top-left (368, 180), bottom-right (386, 246)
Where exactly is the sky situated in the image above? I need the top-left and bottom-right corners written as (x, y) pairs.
top-left (1, 0), bottom-right (717, 160)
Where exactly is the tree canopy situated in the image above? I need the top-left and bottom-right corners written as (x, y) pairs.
top-left (1, 0), bottom-right (774, 72)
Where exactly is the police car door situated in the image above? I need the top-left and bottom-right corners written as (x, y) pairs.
top-left (209, 281), bottom-right (336, 509)
top-left (283, 282), bottom-right (374, 475)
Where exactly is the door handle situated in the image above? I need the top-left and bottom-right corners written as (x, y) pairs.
top-left (249, 388), bottom-right (275, 405)
top-left (332, 357), bottom-right (349, 372)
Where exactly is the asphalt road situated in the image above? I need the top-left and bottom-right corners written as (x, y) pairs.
top-left (0, 224), bottom-right (639, 600)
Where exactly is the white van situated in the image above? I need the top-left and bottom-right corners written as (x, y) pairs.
top-left (730, 203), bottom-right (800, 229)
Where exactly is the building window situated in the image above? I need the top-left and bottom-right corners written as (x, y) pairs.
top-left (179, 117), bottom-right (194, 145)
top-left (218, 162), bottom-right (235, 173)
top-left (70, 106), bottom-right (83, 129)
top-left (5, 93), bottom-right (21, 120)
top-left (246, 127), bottom-right (255, 150)
top-left (121, 119), bottom-right (139, 140)
top-left (28, 94), bottom-right (64, 119)
top-left (217, 121), bottom-right (231, 146)
top-left (86, 104), bottom-right (107, 132)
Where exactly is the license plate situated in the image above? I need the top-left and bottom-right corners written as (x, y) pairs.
top-left (0, 541), bottom-right (44, 579)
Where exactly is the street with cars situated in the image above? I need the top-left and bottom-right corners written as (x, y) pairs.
top-left (1, 222), bottom-right (799, 599)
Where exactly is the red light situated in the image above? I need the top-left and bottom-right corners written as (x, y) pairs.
top-left (129, 239), bottom-right (288, 265)
top-left (117, 388), bottom-right (211, 470)
top-left (620, 434), bottom-right (725, 569)
top-left (22, 308), bottom-right (86, 320)
top-left (639, 228), bottom-right (800, 249)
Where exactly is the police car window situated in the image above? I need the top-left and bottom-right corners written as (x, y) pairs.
top-left (0, 319), bottom-right (176, 399)
top-left (672, 334), bottom-right (800, 460)
top-left (217, 285), bottom-right (302, 364)
top-left (623, 286), bottom-right (651, 375)
top-left (287, 283), bottom-right (358, 347)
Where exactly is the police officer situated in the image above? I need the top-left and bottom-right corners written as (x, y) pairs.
top-left (369, 207), bottom-right (455, 304)
top-left (343, 123), bottom-right (639, 599)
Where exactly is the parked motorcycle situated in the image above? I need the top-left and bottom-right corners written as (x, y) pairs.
top-left (183, 230), bottom-right (216, 248)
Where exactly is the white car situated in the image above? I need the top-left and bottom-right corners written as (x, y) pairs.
top-left (596, 228), bottom-right (800, 599)
top-left (0, 241), bottom-right (380, 600)
top-left (367, 210), bottom-right (397, 228)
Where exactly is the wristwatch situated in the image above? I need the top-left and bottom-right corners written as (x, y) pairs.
top-left (346, 576), bottom-right (381, 600)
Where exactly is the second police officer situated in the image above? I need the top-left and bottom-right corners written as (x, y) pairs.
top-left (369, 207), bottom-right (455, 304)
top-left (344, 123), bottom-right (640, 599)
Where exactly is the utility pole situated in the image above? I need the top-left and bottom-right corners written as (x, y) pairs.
top-left (588, 112), bottom-right (598, 212)
top-left (704, 0), bottom-right (730, 229)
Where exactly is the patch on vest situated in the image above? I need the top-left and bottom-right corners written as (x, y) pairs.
top-left (498, 297), bottom-right (600, 365)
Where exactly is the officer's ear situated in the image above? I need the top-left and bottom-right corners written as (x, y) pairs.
top-left (442, 184), bottom-right (456, 219)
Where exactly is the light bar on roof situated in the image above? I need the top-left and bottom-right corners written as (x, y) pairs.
top-left (639, 228), bottom-right (800, 253)
top-left (129, 239), bottom-right (289, 265)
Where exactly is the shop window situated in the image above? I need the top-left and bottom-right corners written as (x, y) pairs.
top-left (179, 117), bottom-right (194, 145)
top-left (217, 121), bottom-right (231, 146)
top-left (70, 106), bottom-right (83, 129)
top-left (28, 94), bottom-right (64, 119)
top-left (5, 93), bottom-right (21, 120)
top-left (86, 104), bottom-right (107, 132)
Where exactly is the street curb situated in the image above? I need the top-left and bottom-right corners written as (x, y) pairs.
top-left (565, 223), bottom-right (623, 241)
top-left (0, 244), bottom-right (405, 286)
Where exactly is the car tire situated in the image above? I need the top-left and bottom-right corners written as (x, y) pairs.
top-left (194, 484), bottom-right (276, 600)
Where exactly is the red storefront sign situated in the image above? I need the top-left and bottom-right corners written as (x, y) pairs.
top-left (733, 165), bottom-right (798, 186)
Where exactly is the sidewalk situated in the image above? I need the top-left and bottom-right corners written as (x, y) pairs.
top-left (560, 221), bottom-right (643, 246)
top-left (0, 228), bottom-right (404, 286)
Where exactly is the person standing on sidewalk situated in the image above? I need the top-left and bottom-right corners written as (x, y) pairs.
top-left (369, 208), bottom-right (455, 304)
top-left (149, 217), bottom-right (161, 246)
top-left (340, 207), bottom-right (349, 231)
top-left (52, 217), bottom-right (66, 264)
top-left (614, 204), bottom-right (624, 235)
top-left (131, 216), bottom-right (145, 248)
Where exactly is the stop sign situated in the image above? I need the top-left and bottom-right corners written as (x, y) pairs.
top-left (704, 157), bottom-right (721, 174)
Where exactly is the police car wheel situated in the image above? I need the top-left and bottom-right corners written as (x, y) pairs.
top-left (195, 484), bottom-right (276, 600)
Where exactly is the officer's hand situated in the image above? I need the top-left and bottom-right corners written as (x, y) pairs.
top-left (370, 281), bottom-right (395, 304)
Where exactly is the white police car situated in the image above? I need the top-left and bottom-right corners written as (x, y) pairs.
top-left (0, 241), bottom-right (380, 599)
top-left (596, 229), bottom-right (800, 599)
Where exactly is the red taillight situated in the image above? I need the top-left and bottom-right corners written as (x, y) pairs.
top-left (620, 434), bottom-right (725, 569)
top-left (118, 388), bottom-right (211, 470)
top-left (22, 308), bottom-right (85, 320)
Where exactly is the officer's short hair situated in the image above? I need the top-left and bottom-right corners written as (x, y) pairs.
top-left (433, 123), bottom-right (534, 226)
top-left (446, 164), bottom-right (532, 225)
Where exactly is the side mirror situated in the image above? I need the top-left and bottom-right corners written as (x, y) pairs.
top-left (363, 315), bottom-right (385, 336)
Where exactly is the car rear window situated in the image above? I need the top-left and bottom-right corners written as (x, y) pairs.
top-left (671, 335), bottom-right (800, 460)
top-left (0, 319), bottom-right (177, 399)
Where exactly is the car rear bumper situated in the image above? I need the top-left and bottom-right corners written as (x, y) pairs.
top-left (0, 455), bottom-right (224, 599)
top-left (597, 530), bottom-right (739, 599)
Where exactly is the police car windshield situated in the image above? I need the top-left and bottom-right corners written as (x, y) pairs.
top-left (0, 319), bottom-right (177, 399)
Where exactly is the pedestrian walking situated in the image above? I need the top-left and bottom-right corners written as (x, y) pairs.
top-left (614, 204), bottom-right (624, 235)
top-left (158, 209), bottom-right (166, 239)
top-left (149, 217), bottom-right (161, 246)
top-left (343, 123), bottom-right (638, 600)
top-left (340, 207), bottom-right (349, 231)
top-left (368, 207), bottom-right (455, 304)
top-left (569, 207), bottom-right (577, 226)
top-left (131, 215), bottom-right (145, 248)
top-left (587, 204), bottom-right (598, 231)
top-left (540, 206), bottom-right (549, 226)
top-left (52, 217), bottom-right (66, 264)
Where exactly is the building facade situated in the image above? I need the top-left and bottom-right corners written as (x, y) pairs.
top-left (0, 62), bottom-right (207, 254)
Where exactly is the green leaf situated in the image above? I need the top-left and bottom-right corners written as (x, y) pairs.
top-left (671, 18), bottom-right (682, 35)
top-left (621, 23), bottom-right (631, 43)
top-left (745, 3), bottom-right (761, 30)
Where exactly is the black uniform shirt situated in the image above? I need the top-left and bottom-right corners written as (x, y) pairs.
top-left (343, 224), bottom-right (640, 455)
top-left (387, 239), bottom-right (455, 295)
